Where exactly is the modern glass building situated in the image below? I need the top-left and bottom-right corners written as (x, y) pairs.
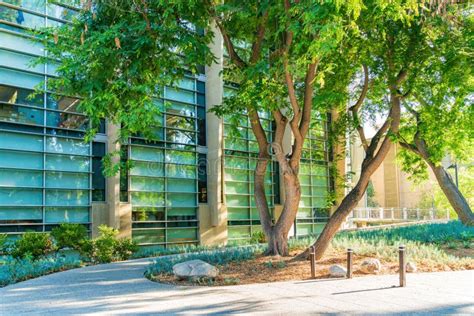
top-left (0, 1), bottom-right (335, 249)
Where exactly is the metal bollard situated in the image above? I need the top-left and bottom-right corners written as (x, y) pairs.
top-left (310, 246), bottom-right (316, 279)
top-left (399, 245), bottom-right (406, 287)
top-left (347, 248), bottom-right (353, 279)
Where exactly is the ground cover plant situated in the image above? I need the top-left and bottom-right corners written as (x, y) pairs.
top-left (147, 222), bottom-right (474, 286)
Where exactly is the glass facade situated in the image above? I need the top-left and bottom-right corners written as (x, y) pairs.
top-left (0, 1), bottom-right (331, 244)
top-left (295, 117), bottom-right (331, 237)
top-left (126, 77), bottom-right (206, 248)
top-left (0, 1), bottom-right (92, 234)
top-left (223, 86), bottom-right (279, 243)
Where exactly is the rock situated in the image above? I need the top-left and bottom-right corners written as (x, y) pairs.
top-left (360, 258), bottom-right (382, 274)
top-left (329, 264), bottom-right (347, 277)
top-left (406, 262), bottom-right (417, 273)
top-left (173, 259), bottom-right (219, 280)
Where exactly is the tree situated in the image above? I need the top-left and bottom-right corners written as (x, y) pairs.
top-left (395, 7), bottom-right (473, 225)
top-left (308, 0), bottom-right (469, 259)
top-left (38, 0), bottom-right (363, 256)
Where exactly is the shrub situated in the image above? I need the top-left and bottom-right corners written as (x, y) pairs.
top-left (86, 225), bottom-right (139, 263)
top-left (115, 238), bottom-right (139, 261)
top-left (90, 225), bottom-right (119, 263)
top-left (0, 234), bottom-right (7, 255)
top-left (51, 223), bottom-right (88, 252)
top-left (11, 232), bottom-right (55, 260)
top-left (250, 231), bottom-right (266, 244)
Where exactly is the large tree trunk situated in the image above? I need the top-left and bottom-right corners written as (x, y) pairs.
top-left (411, 138), bottom-right (474, 225)
top-left (267, 172), bottom-right (301, 256)
top-left (308, 93), bottom-right (402, 260)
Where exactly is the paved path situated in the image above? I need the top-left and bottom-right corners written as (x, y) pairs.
top-left (0, 257), bottom-right (473, 315)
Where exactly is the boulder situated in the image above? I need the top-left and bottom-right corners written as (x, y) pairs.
top-left (359, 258), bottom-right (382, 274)
top-left (329, 264), bottom-right (347, 277)
top-left (173, 259), bottom-right (219, 280)
top-left (406, 262), bottom-right (417, 273)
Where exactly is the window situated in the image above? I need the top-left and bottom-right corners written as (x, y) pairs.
top-left (92, 142), bottom-right (106, 201)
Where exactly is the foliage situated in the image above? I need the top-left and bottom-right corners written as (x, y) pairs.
top-left (10, 232), bottom-right (56, 260)
top-left (51, 223), bottom-right (89, 253)
top-left (0, 234), bottom-right (7, 255)
top-left (0, 254), bottom-right (82, 287)
top-left (85, 225), bottom-right (138, 263)
top-left (132, 244), bottom-right (229, 259)
top-left (34, 0), bottom-right (214, 144)
top-left (250, 231), bottom-right (266, 245)
top-left (145, 245), bottom-right (263, 277)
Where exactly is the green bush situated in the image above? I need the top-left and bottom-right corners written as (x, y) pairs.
top-left (87, 225), bottom-right (138, 263)
top-left (0, 234), bottom-right (7, 255)
top-left (11, 232), bottom-right (55, 260)
top-left (250, 231), bottom-right (266, 244)
top-left (115, 238), bottom-right (139, 261)
top-left (51, 223), bottom-right (89, 252)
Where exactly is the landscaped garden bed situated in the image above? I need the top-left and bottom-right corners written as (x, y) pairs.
top-left (146, 221), bottom-right (474, 286)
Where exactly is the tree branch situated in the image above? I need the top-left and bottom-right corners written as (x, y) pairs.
top-left (299, 61), bottom-right (319, 138)
top-left (250, 10), bottom-right (269, 64)
top-left (214, 19), bottom-right (247, 68)
top-left (349, 65), bottom-right (370, 152)
top-left (248, 108), bottom-right (269, 153)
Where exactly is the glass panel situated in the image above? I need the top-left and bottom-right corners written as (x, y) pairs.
top-left (47, 94), bottom-right (81, 112)
top-left (132, 207), bottom-right (165, 221)
top-left (167, 228), bottom-right (197, 242)
top-left (0, 32), bottom-right (43, 56)
top-left (167, 102), bottom-right (195, 117)
top-left (0, 206), bottom-right (42, 221)
top-left (167, 178), bottom-right (196, 192)
top-left (45, 207), bottom-right (89, 223)
top-left (165, 150), bottom-right (195, 164)
top-left (224, 168), bottom-right (249, 182)
top-left (130, 161), bottom-right (164, 177)
top-left (0, 49), bottom-right (43, 73)
top-left (45, 172), bottom-right (89, 189)
top-left (296, 224), bottom-right (312, 236)
top-left (166, 164), bottom-right (196, 178)
top-left (0, 67), bottom-right (43, 89)
top-left (132, 229), bottom-right (165, 244)
top-left (166, 129), bottom-right (195, 145)
top-left (45, 189), bottom-right (89, 206)
top-left (227, 207), bottom-right (249, 220)
top-left (0, 149), bottom-right (42, 169)
top-left (0, 131), bottom-right (43, 151)
top-left (0, 84), bottom-right (43, 107)
top-left (166, 193), bottom-right (196, 207)
top-left (130, 146), bottom-right (164, 162)
top-left (45, 154), bottom-right (90, 172)
top-left (166, 115), bottom-right (194, 131)
top-left (226, 195), bottom-right (249, 207)
top-left (165, 88), bottom-right (194, 103)
top-left (167, 207), bottom-right (196, 217)
top-left (47, 3), bottom-right (77, 20)
top-left (130, 192), bottom-right (164, 207)
top-left (225, 182), bottom-right (249, 194)
top-left (0, 6), bottom-right (45, 29)
top-left (130, 176), bottom-right (164, 192)
top-left (46, 136), bottom-right (90, 155)
top-left (0, 103), bottom-right (44, 125)
top-left (0, 188), bottom-right (42, 205)
top-left (46, 111), bottom-right (88, 130)
top-left (0, 169), bottom-right (42, 187)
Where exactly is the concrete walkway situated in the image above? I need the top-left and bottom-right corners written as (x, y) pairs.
top-left (0, 257), bottom-right (473, 315)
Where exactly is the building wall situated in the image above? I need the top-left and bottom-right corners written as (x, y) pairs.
top-left (0, 2), bottom-right (334, 247)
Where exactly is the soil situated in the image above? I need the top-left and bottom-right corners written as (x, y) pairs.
top-left (149, 246), bottom-right (474, 287)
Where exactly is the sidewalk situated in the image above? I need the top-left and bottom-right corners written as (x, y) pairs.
top-left (1, 257), bottom-right (473, 315)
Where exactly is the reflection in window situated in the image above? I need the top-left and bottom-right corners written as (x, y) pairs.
top-left (46, 111), bottom-right (88, 130)
top-left (0, 84), bottom-right (43, 107)
top-left (92, 142), bottom-right (106, 201)
top-left (0, 103), bottom-right (43, 125)
top-left (47, 94), bottom-right (81, 112)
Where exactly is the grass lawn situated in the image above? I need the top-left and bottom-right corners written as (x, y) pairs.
top-left (148, 221), bottom-right (474, 286)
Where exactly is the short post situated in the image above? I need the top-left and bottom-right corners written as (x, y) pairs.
top-left (347, 248), bottom-right (353, 279)
top-left (416, 208), bottom-right (420, 220)
top-left (379, 207), bottom-right (384, 219)
top-left (399, 245), bottom-right (406, 287)
top-left (310, 246), bottom-right (316, 279)
top-left (403, 207), bottom-right (408, 220)
top-left (391, 208), bottom-right (394, 220)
